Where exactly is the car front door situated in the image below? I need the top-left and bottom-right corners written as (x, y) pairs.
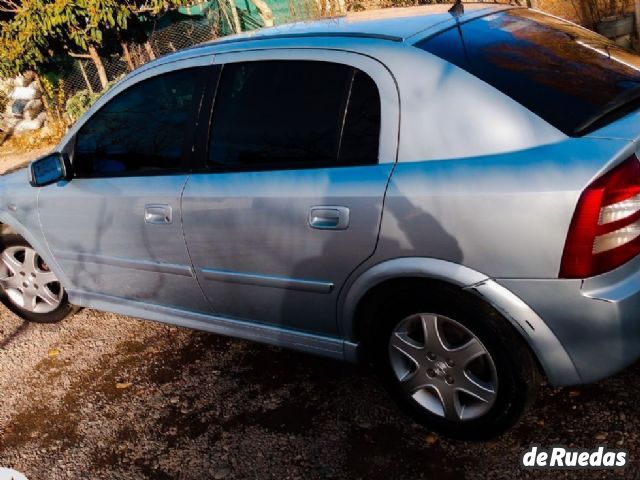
top-left (38, 62), bottom-right (211, 312)
top-left (182, 50), bottom-right (399, 335)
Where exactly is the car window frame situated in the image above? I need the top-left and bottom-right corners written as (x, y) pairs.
top-left (68, 64), bottom-right (213, 180)
top-left (192, 48), bottom-right (399, 175)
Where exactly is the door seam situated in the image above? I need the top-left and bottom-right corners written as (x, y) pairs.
top-left (179, 174), bottom-right (216, 312)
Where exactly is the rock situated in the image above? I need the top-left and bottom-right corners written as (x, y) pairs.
top-left (13, 117), bottom-right (45, 133)
top-left (23, 99), bottom-right (44, 120)
top-left (213, 468), bottom-right (230, 479)
top-left (10, 84), bottom-right (38, 102)
top-left (425, 433), bottom-right (438, 445)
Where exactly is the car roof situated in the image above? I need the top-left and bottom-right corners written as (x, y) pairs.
top-left (135, 3), bottom-right (515, 76)
top-left (202, 3), bottom-right (514, 45)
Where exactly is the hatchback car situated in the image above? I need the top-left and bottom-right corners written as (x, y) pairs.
top-left (2, 3), bottom-right (640, 439)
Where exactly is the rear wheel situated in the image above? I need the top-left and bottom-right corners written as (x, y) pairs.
top-left (0, 235), bottom-right (75, 323)
top-left (389, 312), bottom-right (499, 422)
top-left (368, 283), bottom-right (540, 440)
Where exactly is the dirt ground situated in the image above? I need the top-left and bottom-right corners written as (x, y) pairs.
top-left (0, 149), bottom-right (637, 479)
top-left (0, 306), bottom-right (638, 480)
top-left (0, 145), bottom-right (52, 175)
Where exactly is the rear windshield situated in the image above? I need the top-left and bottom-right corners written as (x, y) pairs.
top-left (416, 9), bottom-right (640, 136)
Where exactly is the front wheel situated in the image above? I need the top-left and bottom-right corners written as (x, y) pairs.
top-left (0, 235), bottom-right (75, 323)
top-left (370, 285), bottom-right (540, 440)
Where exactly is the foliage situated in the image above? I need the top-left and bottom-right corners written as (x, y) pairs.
top-left (40, 75), bottom-right (67, 123)
top-left (65, 88), bottom-right (102, 124)
top-left (39, 54), bottom-right (77, 85)
top-left (0, 89), bottom-right (7, 113)
top-left (65, 77), bottom-right (120, 124)
top-left (0, 0), bottom-right (191, 76)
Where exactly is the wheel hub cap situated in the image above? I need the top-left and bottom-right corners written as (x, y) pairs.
top-left (389, 313), bottom-right (499, 422)
top-left (433, 360), bottom-right (449, 378)
top-left (0, 245), bottom-right (63, 314)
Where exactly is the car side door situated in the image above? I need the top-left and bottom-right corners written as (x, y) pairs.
top-left (38, 61), bottom-right (212, 312)
top-left (181, 49), bottom-right (399, 336)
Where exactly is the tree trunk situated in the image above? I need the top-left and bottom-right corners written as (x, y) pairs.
top-left (121, 42), bottom-right (135, 71)
top-left (227, 0), bottom-right (242, 33)
top-left (144, 41), bottom-right (157, 61)
top-left (34, 73), bottom-right (54, 122)
top-left (132, 44), bottom-right (145, 67)
top-left (635, 0), bottom-right (640, 43)
top-left (88, 45), bottom-right (108, 90)
top-left (249, 0), bottom-right (275, 26)
top-left (77, 60), bottom-right (94, 94)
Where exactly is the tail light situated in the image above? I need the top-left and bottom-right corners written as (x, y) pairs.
top-left (560, 155), bottom-right (640, 278)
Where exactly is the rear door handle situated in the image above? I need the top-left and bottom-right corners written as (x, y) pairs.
top-left (309, 206), bottom-right (350, 230)
top-left (145, 204), bottom-right (172, 225)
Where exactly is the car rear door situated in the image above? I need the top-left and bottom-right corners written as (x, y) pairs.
top-left (38, 61), bottom-right (212, 312)
top-left (181, 49), bottom-right (399, 336)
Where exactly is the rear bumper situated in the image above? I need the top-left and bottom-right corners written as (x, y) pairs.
top-left (493, 255), bottom-right (640, 386)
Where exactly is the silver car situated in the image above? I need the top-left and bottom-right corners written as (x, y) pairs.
top-left (2, 3), bottom-right (640, 439)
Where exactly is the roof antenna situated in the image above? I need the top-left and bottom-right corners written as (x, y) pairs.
top-left (449, 0), bottom-right (470, 63)
top-left (449, 0), bottom-right (464, 17)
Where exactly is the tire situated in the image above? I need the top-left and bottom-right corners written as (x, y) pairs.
top-left (367, 282), bottom-right (540, 441)
top-left (0, 235), bottom-right (76, 324)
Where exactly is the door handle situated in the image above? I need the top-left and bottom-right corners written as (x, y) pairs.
top-left (145, 204), bottom-right (172, 225)
top-left (309, 206), bottom-right (350, 230)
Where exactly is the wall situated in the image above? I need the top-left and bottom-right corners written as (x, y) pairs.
top-left (537, 0), bottom-right (582, 23)
top-left (535, 0), bottom-right (635, 26)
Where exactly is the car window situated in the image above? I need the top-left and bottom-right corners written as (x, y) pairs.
top-left (74, 68), bottom-right (205, 177)
top-left (208, 60), bottom-right (380, 170)
top-left (339, 69), bottom-right (382, 164)
top-left (416, 9), bottom-right (640, 136)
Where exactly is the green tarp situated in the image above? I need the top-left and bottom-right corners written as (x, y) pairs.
top-left (174, 0), bottom-right (310, 29)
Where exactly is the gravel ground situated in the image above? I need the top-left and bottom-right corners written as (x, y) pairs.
top-left (0, 305), bottom-right (637, 480)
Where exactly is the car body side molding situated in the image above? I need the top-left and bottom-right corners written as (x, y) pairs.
top-left (67, 288), bottom-right (358, 360)
top-left (201, 268), bottom-right (334, 293)
top-left (54, 250), bottom-right (194, 277)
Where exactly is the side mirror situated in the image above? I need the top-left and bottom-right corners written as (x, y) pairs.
top-left (29, 153), bottom-right (71, 187)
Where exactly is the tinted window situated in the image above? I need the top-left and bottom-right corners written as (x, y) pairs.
top-left (74, 68), bottom-right (204, 176)
top-left (208, 61), bottom-right (380, 169)
top-left (340, 70), bottom-right (382, 164)
top-left (417, 10), bottom-right (640, 135)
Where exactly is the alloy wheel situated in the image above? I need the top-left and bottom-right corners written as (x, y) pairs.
top-left (389, 313), bottom-right (498, 422)
top-left (0, 245), bottom-right (63, 314)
